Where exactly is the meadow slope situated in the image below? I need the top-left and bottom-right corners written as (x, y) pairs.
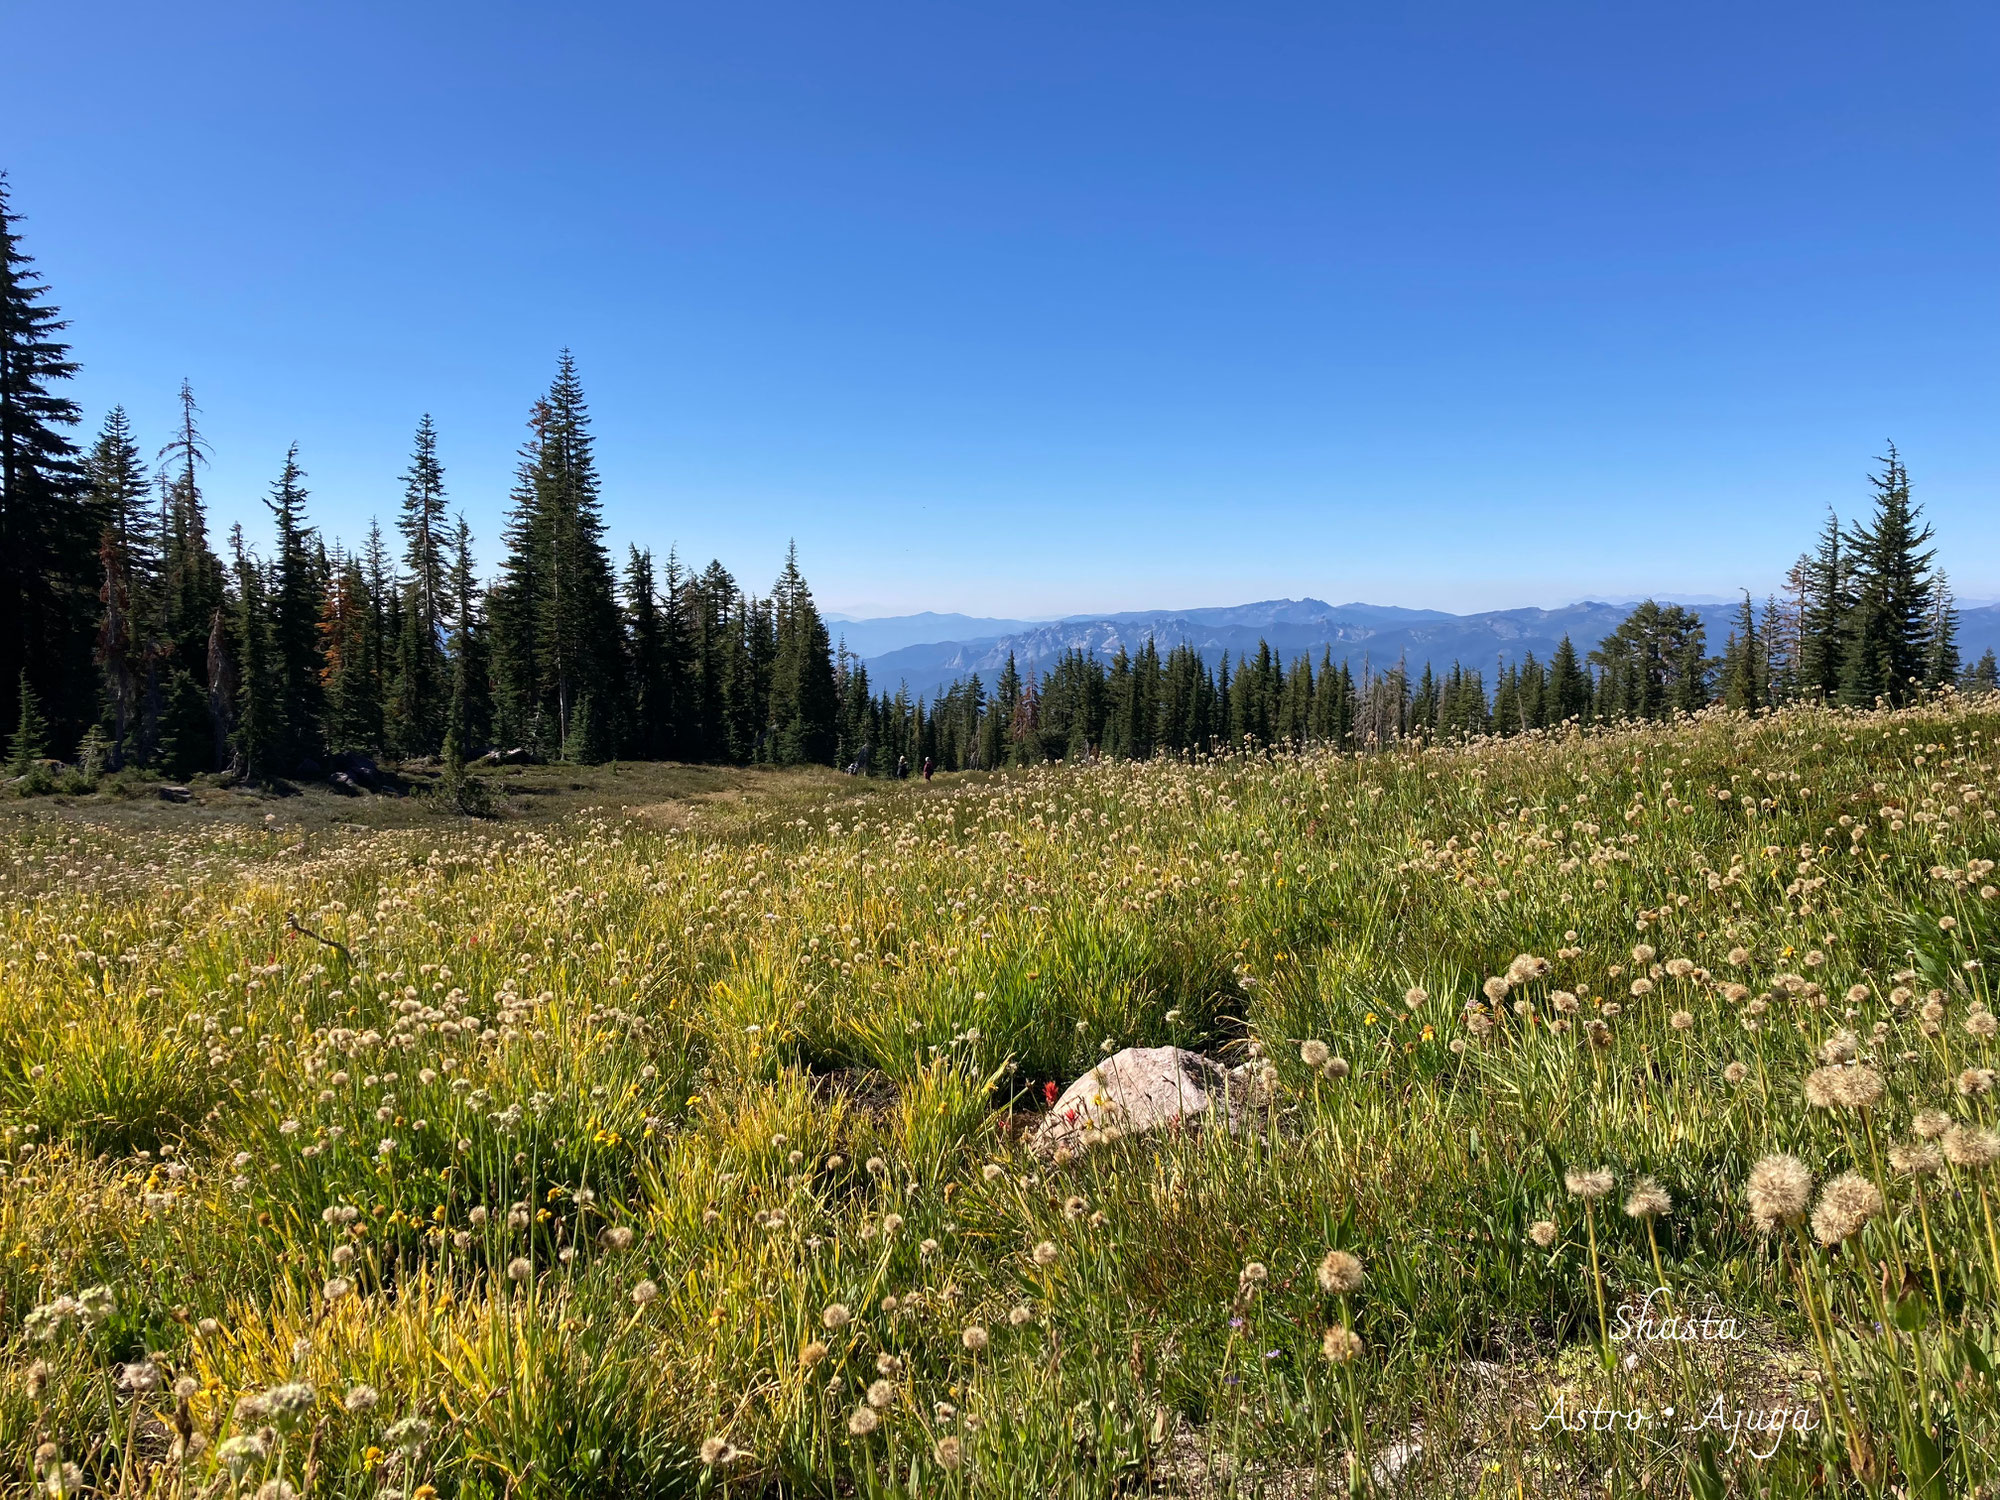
top-left (2, 700), bottom-right (1998, 1497)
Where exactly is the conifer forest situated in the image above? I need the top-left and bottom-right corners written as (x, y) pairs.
top-left (6, 167), bottom-right (2000, 1500)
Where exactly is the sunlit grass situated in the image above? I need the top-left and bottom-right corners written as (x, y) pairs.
top-left (2, 697), bottom-right (1997, 1495)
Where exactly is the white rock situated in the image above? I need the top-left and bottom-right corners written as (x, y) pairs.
top-left (1027, 1046), bottom-right (1263, 1156)
top-left (1369, 1436), bottom-right (1423, 1490)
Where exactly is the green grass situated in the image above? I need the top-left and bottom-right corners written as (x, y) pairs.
top-left (2, 700), bottom-right (1998, 1496)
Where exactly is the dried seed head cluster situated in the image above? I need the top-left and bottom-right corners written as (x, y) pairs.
top-left (1564, 1168), bottom-right (1615, 1200)
top-left (1746, 1154), bottom-right (1813, 1232)
top-left (1623, 1177), bottom-right (1671, 1222)
top-left (1317, 1250), bottom-right (1364, 1294)
top-left (1811, 1171), bottom-right (1884, 1247)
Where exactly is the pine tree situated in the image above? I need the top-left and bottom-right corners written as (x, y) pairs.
top-left (983, 652), bottom-right (1020, 769)
top-left (5, 669), bottom-right (49, 772)
top-left (262, 446), bottom-right (325, 766)
top-left (1840, 445), bottom-right (1934, 708)
top-left (1794, 513), bottom-right (1846, 702)
top-left (0, 173), bottom-right (95, 751)
top-left (159, 380), bottom-right (224, 684)
top-left (489, 358), bottom-right (622, 759)
top-left (1591, 602), bottom-right (1707, 721)
top-left (156, 667), bottom-right (209, 779)
top-left (768, 542), bottom-right (839, 764)
top-left (1719, 594), bottom-right (1766, 712)
top-left (1924, 570), bottom-right (1961, 692)
top-left (1968, 650), bottom-right (1999, 694)
top-left (86, 407), bottom-right (155, 767)
top-left (445, 515), bottom-right (490, 755)
top-left (228, 528), bottom-right (279, 778)
top-left (623, 546), bottom-right (668, 759)
top-left (321, 548), bottom-right (379, 753)
top-left (391, 415), bottom-right (450, 755)
top-left (206, 602), bottom-right (235, 773)
top-left (1761, 590), bottom-right (1798, 705)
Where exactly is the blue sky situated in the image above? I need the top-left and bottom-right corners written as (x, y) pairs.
top-left (8, 2), bottom-right (1996, 617)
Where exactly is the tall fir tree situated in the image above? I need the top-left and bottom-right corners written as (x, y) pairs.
top-left (85, 407), bottom-right (155, 766)
top-left (5, 669), bottom-right (49, 773)
top-left (261, 445), bottom-right (325, 767)
top-left (1839, 445), bottom-right (1934, 708)
top-left (0, 172), bottom-right (95, 750)
top-left (1794, 511), bottom-right (1847, 702)
top-left (1549, 634), bottom-right (1592, 724)
top-left (489, 356), bottom-right (622, 760)
top-left (1924, 569), bottom-right (1961, 692)
top-left (1719, 593), bottom-right (1766, 713)
top-left (622, 545), bottom-right (671, 759)
top-left (159, 380), bottom-right (225, 685)
top-left (228, 527), bottom-right (279, 778)
top-left (392, 414), bottom-right (450, 755)
top-left (321, 547), bottom-right (381, 753)
top-left (445, 515), bottom-right (491, 759)
top-left (768, 542), bottom-right (840, 764)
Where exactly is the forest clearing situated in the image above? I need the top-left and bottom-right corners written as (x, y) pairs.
top-left (3, 699), bottom-right (1998, 1497)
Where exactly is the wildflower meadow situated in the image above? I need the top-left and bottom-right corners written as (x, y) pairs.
top-left (3, 698), bottom-right (1999, 1497)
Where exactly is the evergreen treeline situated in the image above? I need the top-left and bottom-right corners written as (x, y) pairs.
top-left (826, 450), bottom-right (1992, 774)
top-left (0, 174), bottom-right (842, 783)
top-left (3, 172), bottom-right (1994, 788)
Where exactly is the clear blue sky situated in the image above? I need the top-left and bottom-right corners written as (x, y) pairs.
top-left (8, 2), bottom-right (1996, 617)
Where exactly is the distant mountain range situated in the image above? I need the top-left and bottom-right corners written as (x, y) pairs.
top-left (849, 597), bottom-right (2000, 703)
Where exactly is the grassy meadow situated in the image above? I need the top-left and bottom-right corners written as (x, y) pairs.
top-left (2, 700), bottom-right (1999, 1497)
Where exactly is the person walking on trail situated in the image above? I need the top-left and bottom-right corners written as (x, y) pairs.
top-left (896, 754), bottom-right (908, 780)
top-left (922, 756), bottom-right (934, 783)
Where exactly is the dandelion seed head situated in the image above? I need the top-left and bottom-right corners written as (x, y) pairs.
top-left (1563, 1168), bottom-right (1614, 1200)
top-left (1913, 1109), bottom-right (1953, 1140)
top-left (1623, 1177), bottom-right (1671, 1221)
top-left (1528, 1220), bottom-right (1558, 1248)
top-left (1889, 1142), bottom-right (1942, 1177)
top-left (1746, 1153), bottom-right (1814, 1234)
top-left (1811, 1171), bottom-right (1883, 1247)
top-left (1321, 1325), bottom-right (1363, 1364)
top-left (1944, 1124), bottom-right (2000, 1168)
top-left (1316, 1250), bottom-right (1364, 1294)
